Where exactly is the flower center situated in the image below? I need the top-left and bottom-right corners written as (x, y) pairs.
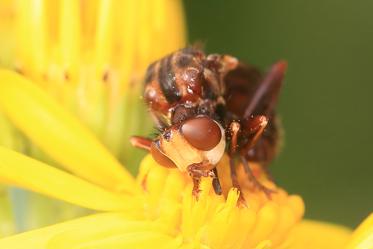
top-left (137, 154), bottom-right (305, 249)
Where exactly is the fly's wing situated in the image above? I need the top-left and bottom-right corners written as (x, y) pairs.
top-left (223, 62), bottom-right (262, 118)
top-left (243, 61), bottom-right (287, 118)
top-left (223, 61), bottom-right (287, 165)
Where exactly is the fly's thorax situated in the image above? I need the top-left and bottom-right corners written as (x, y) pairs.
top-left (151, 116), bottom-right (226, 172)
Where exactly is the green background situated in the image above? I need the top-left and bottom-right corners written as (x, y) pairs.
top-left (184, 0), bottom-right (373, 227)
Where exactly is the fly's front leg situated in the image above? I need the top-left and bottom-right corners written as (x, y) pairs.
top-left (240, 116), bottom-right (277, 198)
top-left (241, 115), bottom-right (274, 179)
top-left (212, 168), bottom-right (222, 195)
top-left (187, 161), bottom-right (217, 199)
top-left (228, 121), bottom-right (246, 205)
top-left (241, 115), bottom-right (268, 151)
top-left (229, 121), bottom-right (240, 155)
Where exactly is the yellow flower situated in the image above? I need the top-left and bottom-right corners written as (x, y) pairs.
top-left (4, 0), bottom-right (185, 169)
top-left (0, 0), bottom-right (185, 231)
top-left (0, 72), bottom-right (371, 249)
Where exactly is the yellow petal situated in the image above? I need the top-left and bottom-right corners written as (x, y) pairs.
top-left (0, 146), bottom-right (138, 211)
top-left (345, 213), bottom-right (373, 249)
top-left (0, 70), bottom-right (138, 193)
top-left (48, 232), bottom-right (182, 249)
top-left (115, 0), bottom-right (136, 82)
top-left (14, 0), bottom-right (49, 76)
top-left (288, 219), bottom-right (352, 249)
top-left (94, 0), bottom-right (114, 72)
top-left (0, 213), bottom-right (135, 249)
top-left (58, 0), bottom-right (81, 77)
top-left (0, 212), bottom-right (181, 249)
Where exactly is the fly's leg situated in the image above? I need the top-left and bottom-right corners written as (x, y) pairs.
top-left (212, 168), bottom-right (222, 195)
top-left (229, 157), bottom-right (247, 206)
top-left (262, 165), bottom-right (275, 183)
top-left (229, 121), bottom-right (240, 155)
top-left (240, 156), bottom-right (276, 199)
top-left (187, 161), bottom-right (216, 199)
top-left (241, 115), bottom-right (273, 182)
top-left (241, 115), bottom-right (268, 151)
top-left (240, 116), bottom-right (276, 198)
top-left (228, 121), bottom-right (246, 205)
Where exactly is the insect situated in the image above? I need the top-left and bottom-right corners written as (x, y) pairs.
top-left (131, 47), bottom-right (286, 200)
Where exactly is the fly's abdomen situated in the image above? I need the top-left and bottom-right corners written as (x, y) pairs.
top-left (144, 48), bottom-right (206, 115)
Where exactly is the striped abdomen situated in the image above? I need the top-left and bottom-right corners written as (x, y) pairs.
top-left (144, 48), bottom-right (207, 115)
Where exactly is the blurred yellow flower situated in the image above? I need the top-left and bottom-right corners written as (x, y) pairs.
top-left (0, 71), bottom-right (371, 249)
top-left (4, 0), bottom-right (185, 169)
top-left (0, 0), bottom-right (185, 232)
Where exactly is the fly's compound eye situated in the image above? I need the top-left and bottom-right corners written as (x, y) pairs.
top-left (150, 140), bottom-right (177, 168)
top-left (180, 117), bottom-right (222, 151)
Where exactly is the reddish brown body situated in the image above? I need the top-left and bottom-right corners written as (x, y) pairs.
top-left (131, 47), bottom-right (287, 200)
top-left (144, 48), bottom-right (237, 127)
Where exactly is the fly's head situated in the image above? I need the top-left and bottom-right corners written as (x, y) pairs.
top-left (150, 112), bottom-right (226, 172)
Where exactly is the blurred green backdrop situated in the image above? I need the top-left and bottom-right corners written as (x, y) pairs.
top-left (184, 0), bottom-right (373, 227)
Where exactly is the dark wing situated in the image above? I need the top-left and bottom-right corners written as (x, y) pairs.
top-left (223, 62), bottom-right (262, 118)
top-left (243, 61), bottom-right (287, 118)
top-left (223, 61), bottom-right (287, 165)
